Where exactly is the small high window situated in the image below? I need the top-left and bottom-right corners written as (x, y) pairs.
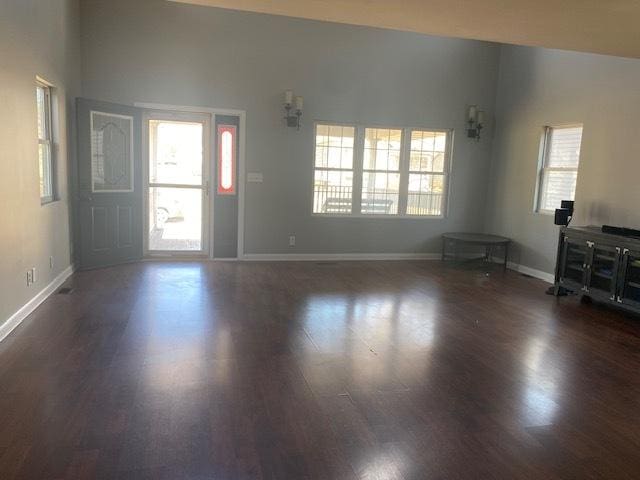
top-left (36, 79), bottom-right (55, 203)
top-left (536, 125), bottom-right (583, 212)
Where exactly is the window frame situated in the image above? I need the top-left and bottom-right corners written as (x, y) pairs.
top-left (311, 122), bottom-right (358, 216)
top-left (534, 124), bottom-right (583, 214)
top-left (311, 121), bottom-right (453, 219)
top-left (360, 127), bottom-right (404, 216)
top-left (406, 128), bottom-right (452, 217)
top-left (36, 78), bottom-right (56, 204)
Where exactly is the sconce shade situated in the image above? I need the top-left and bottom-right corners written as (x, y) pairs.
top-left (467, 105), bottom-right (477, 122)
top-left (466, 105), bottom-right (484, 141)
top-left (283, 90), bottom-right (303, 130)
top-left (284, 90), bottom-right (293, 105)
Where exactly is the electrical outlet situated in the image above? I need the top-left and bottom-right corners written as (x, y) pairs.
top-left (289, 235), bottom-right (296, 247)
top-left (49, 256), bottom-right (54, 269)
top-left (26, 270), bottom-right (33, 286)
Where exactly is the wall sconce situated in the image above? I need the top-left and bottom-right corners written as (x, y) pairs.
top-left (284, 90), bottom-right (303, 130)
top-left (466, 105), bottom-right (485, 141)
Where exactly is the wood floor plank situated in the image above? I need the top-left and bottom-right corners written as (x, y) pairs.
top-left (0, 260), bottom-right (639, 479)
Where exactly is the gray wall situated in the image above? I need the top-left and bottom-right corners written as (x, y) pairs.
top-left (485, 45), bottom-right (640, 273)
top-left (80, 0), bottom-right (500, 255)
top-left (0, 1), bottom-right (81, 324)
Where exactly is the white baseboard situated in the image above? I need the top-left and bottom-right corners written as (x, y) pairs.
top-left (505, 261), bottom-right (554, 283)
top-left (487, 255), bottom-right (554, 283)
top-left (0, 265), bottom-right (74, 344)
top-left (241, 252), bottom-right (442, 261)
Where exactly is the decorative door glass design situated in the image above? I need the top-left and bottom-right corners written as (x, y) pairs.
top-left (217, 125), bottom-right (236, 195)
top-left (91, 111), bottom-right (133, 192)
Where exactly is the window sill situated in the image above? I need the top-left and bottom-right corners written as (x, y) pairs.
top-left (312, 213), bottom-right (446, 220)
top-left (41, 197), bottom-right (58, 206)
top-left (535, 209), bottom-right (555, 216)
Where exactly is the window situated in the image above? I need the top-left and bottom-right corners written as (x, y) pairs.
top-left (313, 124), bottom-right (355, 214)
top-left (408, 130), bottom-right (448, 215)
top-left (312, 123), bottom-right (451, 216)
top-left (36, 80), bottom-right (55, 203)
top-left (362, 128), bottom-right (402, 214)
top-left (536, 125), bottom-right (583, 212)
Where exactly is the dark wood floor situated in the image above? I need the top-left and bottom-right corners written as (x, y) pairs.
top-left (1, 260), bottom-right (640, 479)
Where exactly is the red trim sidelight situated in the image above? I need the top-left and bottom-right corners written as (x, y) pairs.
top-left (217, 125), bottom-right (237, 195)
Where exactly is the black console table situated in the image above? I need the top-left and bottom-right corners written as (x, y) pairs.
top-left (554, 226), bottom-right (640, 313)
top-left (442, 232), bottom-right (511, 271)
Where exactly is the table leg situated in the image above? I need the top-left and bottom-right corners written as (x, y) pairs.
top-left (503, 243), bottom-right (509, 272)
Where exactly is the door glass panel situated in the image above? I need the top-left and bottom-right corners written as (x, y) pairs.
top-left (148, 187), bottom-right (202, 251)
top-left (91, 111), bottom-right (133, 192)
top-left (149, 120), bottom-right (203, 185)
top-left (563, 240), bottom-right (587, 284)
top-left (217, 125), bottom-right (236, 194)
top-left (622, 253), bottom-right (640, 303)
top-left (590, 246), bottom-right (617, 293)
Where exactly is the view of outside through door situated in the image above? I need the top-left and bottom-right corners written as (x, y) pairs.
top-left (148, 119), bottom-right (205, 252)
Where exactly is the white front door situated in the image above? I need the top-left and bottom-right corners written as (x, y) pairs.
top-left (145, 111), bottom-right (210, 256)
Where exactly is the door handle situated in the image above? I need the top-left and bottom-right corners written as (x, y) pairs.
top-left (79, 193), bottom-right (93, 202)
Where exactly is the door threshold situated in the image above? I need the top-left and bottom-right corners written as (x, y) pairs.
top-left (143, 255), bottom-right (210, 261)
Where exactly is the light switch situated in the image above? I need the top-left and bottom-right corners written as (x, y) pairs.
top-left (247, 172), bottom-right (263, 183)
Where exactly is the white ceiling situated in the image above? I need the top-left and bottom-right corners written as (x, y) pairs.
top-left (170, 0), bottom-right (640, 59)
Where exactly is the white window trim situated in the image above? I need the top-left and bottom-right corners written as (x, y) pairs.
top-left (311, 121), bottom-right (453, 219)
top-left (36, 77), bottom-right (56, 205)
top-left (534, 124), bottom-right (583, 214)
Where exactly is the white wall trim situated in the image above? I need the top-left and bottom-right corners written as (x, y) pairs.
top-left (0, 265), bottom-right (74, 344)
top-left (241, 253), bottom-right (442, 261)
top-left (506, 261), bottom-right (554, 283)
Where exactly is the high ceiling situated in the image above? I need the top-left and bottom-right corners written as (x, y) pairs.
top-left (169, 0), bottom-right (640, 59)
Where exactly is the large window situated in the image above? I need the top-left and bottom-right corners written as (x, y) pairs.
top-left (36, 80), bottom-right (55, 203)
top-left (536, 125), bottom-right (583, 212)
top-left (312, 123), bottom-right (451, 216)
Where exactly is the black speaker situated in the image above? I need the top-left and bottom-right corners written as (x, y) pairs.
top-left (554, 208), bottom-right (571, 226)
top-left (560, 200), bottom-right (574, 216)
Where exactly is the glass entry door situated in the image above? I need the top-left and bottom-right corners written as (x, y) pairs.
top-left (146, 112), bottom-right (210, 254)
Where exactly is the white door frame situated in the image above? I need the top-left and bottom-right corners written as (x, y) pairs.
top-left (136, 102), bottom-right (246, 260)
top-left (142, 109), bottom-right (211, 258)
